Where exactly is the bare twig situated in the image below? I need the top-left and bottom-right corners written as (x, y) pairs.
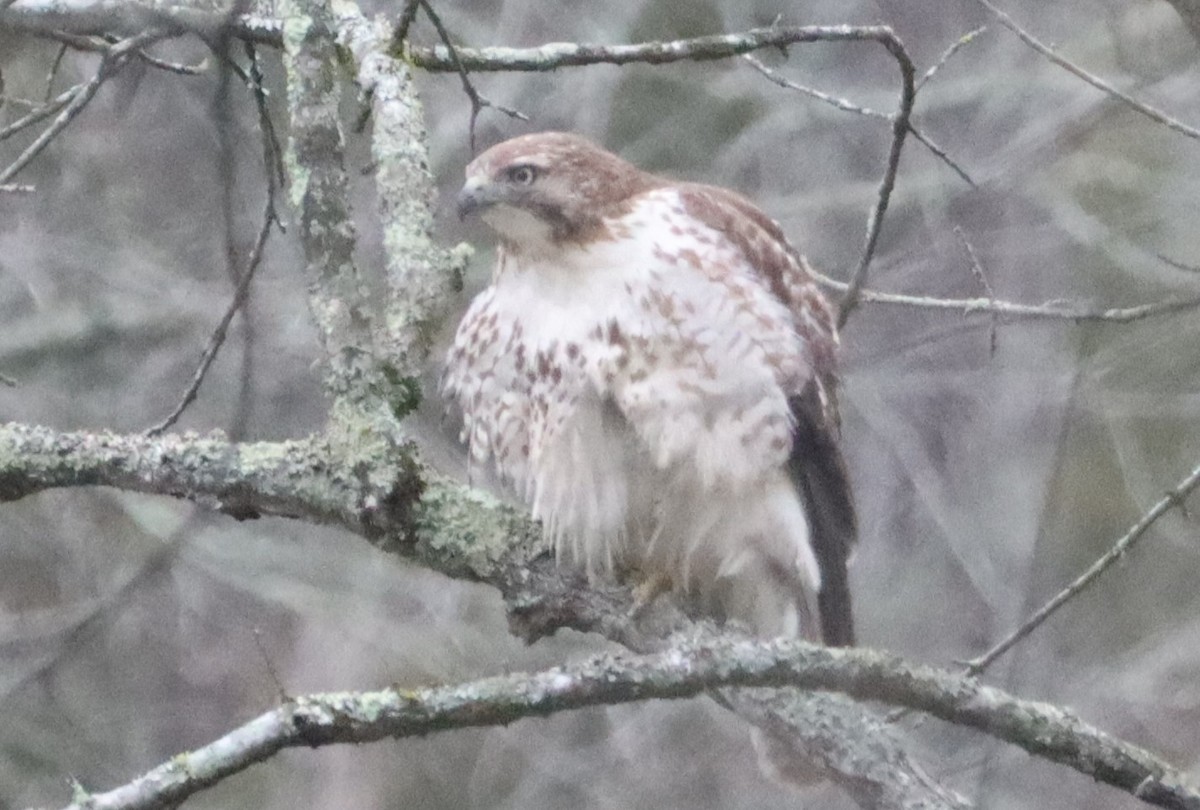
top-left (144, 193), bottom-right (273, 436)
top-left (27, 29), bottom-right (205, 75)
top-left (918, 26), bottom-right (986, 90)
top-left (953, 226), bottom-right (1000, 354)
top-left (0, 30), bottom-right (168, 184)
top-left (50, 633), bottom-right (1200, 810)
top-left (137, 36), bottom-right (280, 436)
top-left (251, 627), bottom-right (290, 703)
top-left (408, 25), bottom-right (906, 72)
top-left (0, 84), bottom-right (78, 141)
top-left (112, 38), bottom-right (208, 74)
top-left (391, 0), bottom-right (419, 50)
top-left (836, 36), bottom-right (915, 328)
top-left (244, 42), bottom-right (286, 191)
top-left (44, 41), bottom-right (69, 101)
top-left (1156, 253), bottom-right (1200, 274)
top-left (742, 54), bottom-right (975, 187)
top-left (813, 271), bottom-right (1200, 323)
top-left (0, 183), bottom-right (35, 193)
top-left (965, 460), bottom-right (1200, 675)
top-left (413, 0), bottom-right (527, 153)
top-left (972, 0), bottom-right (1200, 141)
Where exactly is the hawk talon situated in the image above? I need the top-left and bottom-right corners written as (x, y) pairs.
top-left (629, 572), bottom-right (674, 619)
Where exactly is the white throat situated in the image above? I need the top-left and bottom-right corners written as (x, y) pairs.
top-left (482, 204), bottom-right (557, 255)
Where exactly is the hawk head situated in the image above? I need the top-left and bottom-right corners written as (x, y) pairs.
top-left (457, 132), bottom-right (658, 250)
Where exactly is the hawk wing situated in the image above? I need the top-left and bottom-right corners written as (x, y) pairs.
top-left (597, 183), bottom-right (857, 645)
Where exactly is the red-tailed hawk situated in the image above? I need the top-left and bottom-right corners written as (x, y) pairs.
top-left (443, 132), bottom-right (856, 645)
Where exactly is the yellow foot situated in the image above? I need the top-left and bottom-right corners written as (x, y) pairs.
top-left (630, 571), bottom-right (674, 618)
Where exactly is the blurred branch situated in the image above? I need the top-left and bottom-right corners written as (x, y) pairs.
top-left (0, 84), bottom-right (77, 140)
top-left (396, 0), bottom-right (528, 152)
top-left (0, 29), bottom-right (170, 185)
top-left (408, 25), bottom-right (898, 71)
top-left (953, 226), bottom-right (1000, 354)
top-left (813, 271), bottom-right (1200, 323)
top-left (145, 191), bottom-right (274, 436)
top-left (52, 632), bottom-right (1200, 810)
top-left (973, 0), bottom-right (1200, 141)
top-left (1161, 0), bottom-right (1200, 43)
top-left (742, 54), bottom-right (975, 187)
top-left (965, 459), bottom-right (1200, 675)
top-left (918, 26), bottom-right (986, 89)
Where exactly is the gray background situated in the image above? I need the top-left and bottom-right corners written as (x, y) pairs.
top-left (2, 0), bottom-right (1200, 807)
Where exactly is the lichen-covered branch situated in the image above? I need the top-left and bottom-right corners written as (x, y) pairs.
top-left (55, 633), bottom-right (1199, 810)
top-left (0, 421), bottom-right (545, 583)
top-left (280, 0), bottom-right (381, 412)
top-left (335, 6), bottom-right (468, 406)
top-left (405, 25), bottom-right (901, 72)
top-left (0, 422), bottom-right (406, 533)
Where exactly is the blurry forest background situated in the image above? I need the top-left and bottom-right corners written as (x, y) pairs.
top-left (3, 0), bottom-right (1200, 808)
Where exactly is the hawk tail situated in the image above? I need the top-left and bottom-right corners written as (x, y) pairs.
top-left (788, 384), bottom-right (857, 647)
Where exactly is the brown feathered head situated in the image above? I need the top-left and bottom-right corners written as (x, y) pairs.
top-left (457, 132), bottom-right (658, 247)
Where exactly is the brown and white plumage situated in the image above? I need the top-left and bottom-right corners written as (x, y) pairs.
top-left (443, 132), bottom-right (856, 645)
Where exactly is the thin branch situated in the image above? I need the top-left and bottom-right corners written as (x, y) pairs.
top-left (0, 84), bottom-right (78, 142)
top-left (837, 36), bottom-right (915, 328)
top-left (413, 0), bottom-right (527, 153)
top-left (918, 26), bottom-right (986, 90)
top-left (407, 25), bottom-right (907, 71)
top-left (51, 633), bottom-right (1200, 810)
top-left (245, 42), bottom-right (286, 192)
top-left (965, 460), bottom-right (1200, 675)
top-left (953, 225), bottom-right (999, 354)
top-left (813, 271), bottom-right (1200, 323)
top-left (743, 52), bottom-right (887, 117)
top-left (1156, 252), bottom-right (1200, 274)
top-left (144, 193), bottom-right (273, 436)
top-left (972, 0), bottom-right (1200, 142)
top-left (0, 30), bottom-right (168, 184)
top-left (742, 53), bottom-right (974, 187)
top-left (43, 41), bottom-right (68, 101)
top-left (144, 22), bottom-right (273, 438)
top-left (390, 0), bottom-right (419, 51)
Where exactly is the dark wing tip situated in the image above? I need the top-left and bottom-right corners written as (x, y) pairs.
top-left (788, 382), bottom-right (857, 647)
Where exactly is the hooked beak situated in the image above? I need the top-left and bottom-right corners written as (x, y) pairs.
top-left (456, 177), bottom-right (491, 221)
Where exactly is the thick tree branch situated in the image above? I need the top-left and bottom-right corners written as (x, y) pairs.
top-left (54, 633), bottom-right (1199, 810)
top-left (0, 422), bottom-right (548, 583)
top-left (336, 8), bottom-right (468, 405)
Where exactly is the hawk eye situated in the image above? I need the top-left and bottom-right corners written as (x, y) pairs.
top-left (506, 164), bottom-right (538, 185)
